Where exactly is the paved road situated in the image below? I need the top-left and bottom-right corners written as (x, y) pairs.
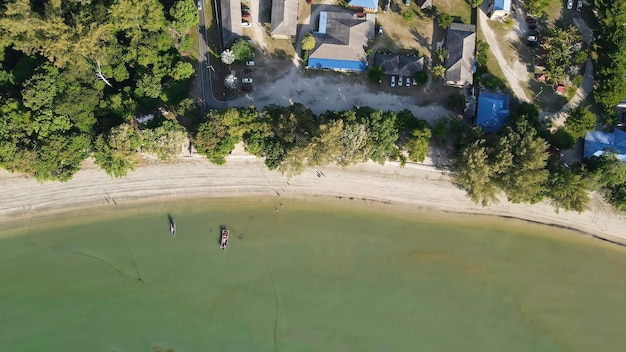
top-left (197, 1), bottom-right (228, 110)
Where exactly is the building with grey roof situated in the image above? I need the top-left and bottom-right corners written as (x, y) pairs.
top-left (220, 0), bottom-right (243, 47)
top-left (308, 10), bottom-right (375, 72)
top-left (444, 23), bottom-right (476, 88)
top-left (271, 0), bottom-right (298, 38)
top-left (374, 54), bottom-right (425, 76)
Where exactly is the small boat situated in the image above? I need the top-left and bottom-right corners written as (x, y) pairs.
top-left (170, 220), bottom-right (176, 236)
top-left (220, 229), bottom-right (229, 250)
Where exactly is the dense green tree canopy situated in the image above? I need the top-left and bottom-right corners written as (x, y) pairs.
top-left (231, 39), bottom-right (254, 62)
top-left (0, 0), bottom-right (196, 180)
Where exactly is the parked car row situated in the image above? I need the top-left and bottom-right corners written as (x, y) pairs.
top-left (390, 75), bottom-right (415, 87)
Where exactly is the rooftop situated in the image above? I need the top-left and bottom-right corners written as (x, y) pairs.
top-left (347, 0), bottom-right (378, 10)
top-left (271, 0), bottom-right (298, 38)
top-left (374, 54), bottom-right (424, 76)
top-left (476, 91), bottom-right (510, 133)
top-left (220, 0), bottom-right (243, 46)
top-left (308, 10), bottom-right (375, 71)
top-left (444, 23), bottom-right (476, 87)
top-left (584, 130), bottom-right (626, 161)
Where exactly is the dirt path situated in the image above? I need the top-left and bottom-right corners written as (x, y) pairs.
top-left (478, 3), bottom-right (531, 102)
top-left (1, 157), bottom-right (625, 245)
top-left (541, 59), bottom-right (594, 126)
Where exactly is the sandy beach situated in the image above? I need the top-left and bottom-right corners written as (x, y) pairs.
top-left (1, 150), bottom-right (625, 245)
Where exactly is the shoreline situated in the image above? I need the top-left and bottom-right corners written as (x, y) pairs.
top-left (1, 156), bottom-right (625, 245)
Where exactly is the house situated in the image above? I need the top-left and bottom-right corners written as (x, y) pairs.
top-left (347, 0), bottom-right (378, 12)
top-left (374, 54), bottom-right (424, 76)
top-left (418, 0), bottom-right (432, 10)
top-left (271, 0), bottom-right (298, 39)
top-left (487, 0), bottom-right (511, 20)
top-left (219, 0), bottom-right (243, 46)
top-left (308, 10), bottom-right (375, 72)
top-left (475, 91), bottom-right (510, 133)
top-left (555, 84), bottom-right (566, 95)
top-left (444, 23), bottom-right (476, 88)
top-left (584, 129), bottom-right (626, 162)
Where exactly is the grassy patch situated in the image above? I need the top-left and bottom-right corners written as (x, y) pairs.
top-left (187, 27), bottom-right (200, 61)
top-left (375, 5), bottom-right (435, 58)
top-left (433, 0), bottom-right (471, 24)
top-left (541, 0), bottom-right (563, 23)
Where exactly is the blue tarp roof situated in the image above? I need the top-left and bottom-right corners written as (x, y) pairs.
top-left (348, 0), bottom-right (378, 9)
top-left (584, 130), bottom-right (626, 161)
top-left (476, 91), bottom-right (510, 133)
top-left (308, 58), bottom-right (367, 72)
top-left (493, 0), bottom-right (511, 11)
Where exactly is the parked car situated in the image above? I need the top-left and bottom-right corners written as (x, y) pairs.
top-left (526, 35), bottom-right (539, 47)
top-left (246, 60), bottom-right (255, 66)
top-left (197, 0), bottom-right (202, 10)
top-left (242, 4), bottom-right (249, 10)
top-left (353, 12), bottom-right (366, 18)
top-left (242, 84), bottom-right (254, 92)
top-left (404, 0), bottom-right (410, 5)
top-left (242, 21), bottom-right (252, 27)
top-left (378, 26), bottom-right (384, 36)
top-left (244, 68), bottom-right (253, 74)
top-left (306, 0), bottom-right (312, 4)
top-left (526, 16), bottom-right (537, 24)
top-left (390, 75), bottom-right (396, 87)
top-left (242, 78), bottom-right (252, 84)
top-left (576, 0), bottom-right (582, 11)
top-left (398, 76), bottom-right (403, 87)
top-left (567, 0), bottom-right (573, 10)
top-left (242, 12), bottom-right (251, 19)
top-left (528, 23), bottom-right (537, 30)
top-left (405, 77), bottom-right (410, 87)
top-left (383, 0), bottom-right (390, 12)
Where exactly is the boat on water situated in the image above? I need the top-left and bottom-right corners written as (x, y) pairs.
top-left (220, 229), bottom-right (229, 250)
top-left (170, 220), bottom-right (176, 236)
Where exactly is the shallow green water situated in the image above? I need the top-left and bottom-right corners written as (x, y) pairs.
top-left (1, 198), bottom-right (626, 352)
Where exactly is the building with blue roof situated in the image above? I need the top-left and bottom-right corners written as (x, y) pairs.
top-left (475, 91), bottom-right (510, 133)
top-left (347, 0), bottom-right (378, 12)
top-left (488, 0), bottom-right (511, 19)
top-left (584, 129), bottom-right (626, 162)
top-left (307, 10), bottom-right (375, 72)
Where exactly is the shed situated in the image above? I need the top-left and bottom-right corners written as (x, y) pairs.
top-left (347, 0), bottom-right (378, 12)
top-left (488, 0), bottom-right (511, 19)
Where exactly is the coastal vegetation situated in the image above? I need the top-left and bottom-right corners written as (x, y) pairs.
top-left (453, 103), bottom-right (626, 213)
top-left (0, 0), bottom-right (198, 181)
top-left (192, 104), bottom-right (432, 176)
top-left (592, 0), bottom-right (626, 121)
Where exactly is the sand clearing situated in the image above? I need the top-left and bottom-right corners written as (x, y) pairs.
top-left (0, 151), bottom-right (624, 245)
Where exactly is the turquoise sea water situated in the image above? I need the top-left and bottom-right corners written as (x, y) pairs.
top-left (1, 198), bottom-right (625, 351)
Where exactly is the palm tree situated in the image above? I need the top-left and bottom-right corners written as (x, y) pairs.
top-left (432, 65), bottom-right (446, 79)
top-left (224, 74), bottom-right (237, 89)
top-left (435, 48), bottom-right (448, 64)
top-left (221, 49), bottom-right (235, 65)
